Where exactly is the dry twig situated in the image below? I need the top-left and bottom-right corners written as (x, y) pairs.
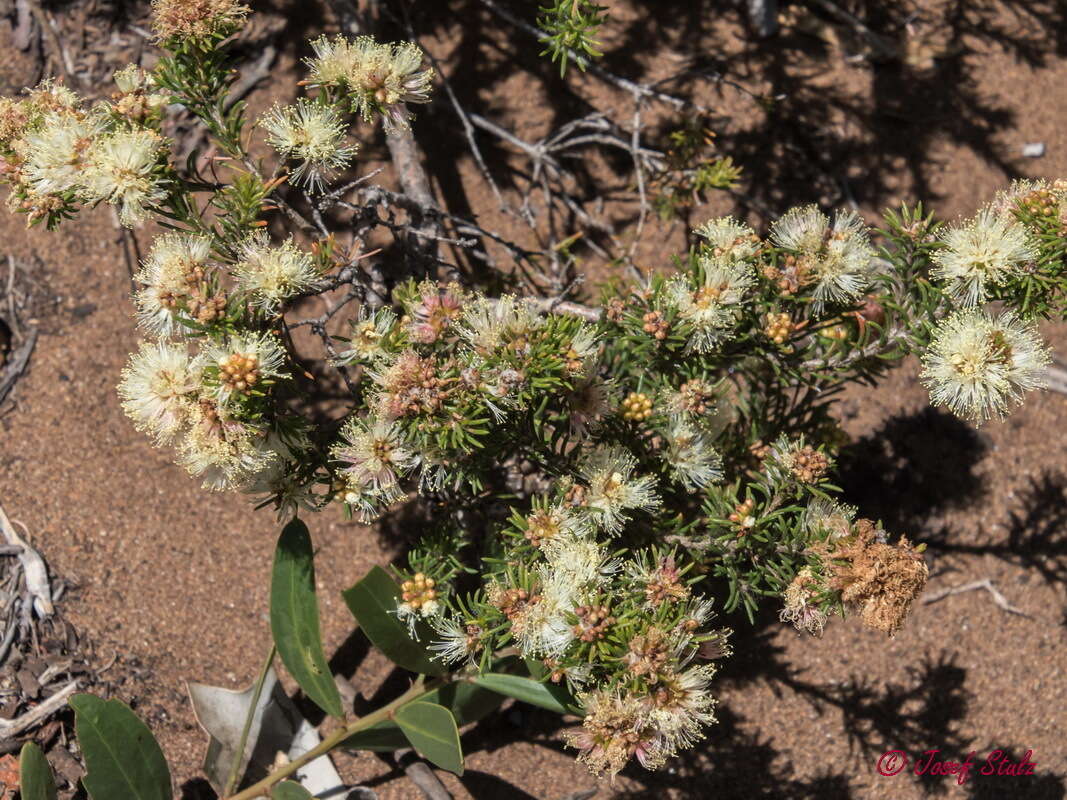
top-left (922, 578), bottom-right (1031, 618)
top-left (0, 679), bottom-right (79, 741)
top-left (0, 505), bottom-right (52, 617)
top-left (395, 750), bottom-right (453, 800)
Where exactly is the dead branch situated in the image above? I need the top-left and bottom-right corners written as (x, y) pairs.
top-left (808, 0), bottom-right (898, 60)
top-left (24, 0), bottom-right (79, 84)
top-left (0, 327), bottom-right (37, 406)
top-left (0, 505), bottom-right (52, 617)
top-left (226, 44), bottom-right (278, 110)
top-left (922, 578), bottom-right (1031, 618)
top-left (0, 678), bottom-right (78, 740)
top-left (395, 750), bottom-right (453, 800)
top-left (1044, 359), bottom-right (1067, 396)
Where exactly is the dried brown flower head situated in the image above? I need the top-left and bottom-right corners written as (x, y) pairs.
top-left (828, 520), bottom-right (928, 636)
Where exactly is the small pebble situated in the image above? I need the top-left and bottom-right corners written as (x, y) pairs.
top-left (1021, 142), bottom-right (1046, 158)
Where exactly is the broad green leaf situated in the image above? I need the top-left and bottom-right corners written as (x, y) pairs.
top-left (270, 519), bottom-right (344, 718)
top-left (272, 781), bottom-right (312, 800)
top-left (69, 694), bottom-right (171, 800)
top-left (342, 682), bottom-right (504, 754)
top-left (473, 673), bottom-right (580, 715)
top-left (342, 566), bottom-right (444, 676)
top-left (425, 681), bottom-right (504, 727)
top-left (342, 720), bottom-right (410, 752)
top-left (394, 701), bottom-right (464, 775)
top-left (19, 742), bottom-right (57, 800)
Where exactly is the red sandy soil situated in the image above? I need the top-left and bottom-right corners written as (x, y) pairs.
top-left (2, 1), bottom-right (1067, 798)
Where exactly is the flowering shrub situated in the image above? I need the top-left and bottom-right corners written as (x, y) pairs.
top-left (4, 0), bottom-right (1065, 796)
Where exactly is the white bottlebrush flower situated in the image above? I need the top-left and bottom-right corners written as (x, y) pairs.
top-left (232, 233), bottom-right (318, 313)
top-left (334, 307), bottom-right (397, 365)
top-left (644, 664), bottom-right (718, 752)
top-left (331, 415), bottom-right (416, 502)
top-left (406, 282), bottom-right (465, 344)
top-left (626, 553), bottom-right (691, 608)
top-left (260, 99), bottom-right (356, 191)
top-left (83, 130), bottom-right (167, 226)
top-left (336, 484), bottom-right (381, 523)
top-left (305, 36), bottom-right (434, 130)
top-left (110, 65), bottom-right (168, 119)
top-left (565, 325), bottom-right (601, 374)
top-left (664, 377), bottom-right (718, 417)
top-left (780, 566), bottom-right (827, 636)
top-left (522, 501), bottom-right (592, 548)
top-left (771, 205), bottom-right (874, 308)
top-left (663, 421), bottom-right (723, 490)
top-left (931, 209), bottom-right (1036, 306)
top-left (347, 37), bottom-right (433, 129)
top-left (306, 35), bottom-right (360, 86)
top-left (377, 41), bottom-right (434, 107)
top-left (565, 689), bottom-right (663, 775)
top-left (0, 98), bottom-right (30, 148)
top-left (511, 569), bottom-right (578, 658)
top-left (414, 451), bottom-right (452, 493)
top-left (428, 615), bottom-right (481, 665)
top-left (695, 216), bottom-right (759, 262)
top-left (205, 331), bottom-right (288, 405)
top-left (117, 340), bottom-right (201, 443)
top-left (684, 596), bottom-right (718, 630)
top-left (25, 80), bottom-right (79, 115)
top-left (541, 536), bottom-right (616, 587)
top-left (803, 498), bottom-right (856, 542)
top-left (770, 204), bottom-right (827, 253)
top-left (815, 210), bottom-right (875, 306)
top-left (482, 366), bottom-right (528, 421)
top-left (579, 445), bottom-right (661, 534)
top-left (920, 310), bottom-right (1050, 423)
top-left (988, 178), bottom-right (1053, 217)
top-left (151, 0), bottom-right (248, 39)
top-left (177, 403), bottom-right (278, 491)
top-left (20, 112), bottom-right (105, 196)
top-left (113, 64), bottom-right (151, 93)
top-left (458, 295), bottom-right (543, 353)
top-left (133, 232), bottom-right (213, 337)
top-left (668, 259), bottom-right (754, 353)
top-left (396, 596), bottom-right (441, 638)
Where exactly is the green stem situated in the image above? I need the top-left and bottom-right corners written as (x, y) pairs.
top-left (224, 644), bottom-right (276, 796)
top-left (225, 676), bottom-right (447, 800)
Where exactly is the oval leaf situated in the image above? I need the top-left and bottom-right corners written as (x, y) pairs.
top-left (270, 518), bottom-right (344, 719)
top-left (69, 694), bottom-right (171, 800)
top-left (342, 720), bottom-right (410, 752)
top-left (272, 781), bottom-right (313, 800)
top-left (425, 682), bottom-right (504, 727)
top-left (19, 742), bottom-right (57, 800)
top-left (394, 701), bottom-right (464, 775)
top-left (342, 566), bottom-right (444, 676)
top-left (473, 673), bottom-right (580, 715)
top-left (342, 682), bottom-right (504, 754)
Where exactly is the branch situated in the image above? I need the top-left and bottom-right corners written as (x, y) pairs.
top-left (0, 679), bottom-right (79, 740)
top-left (225, 677), bottom-right (447, 800)
top-left (922, 578), bottom-right (1031, 618)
